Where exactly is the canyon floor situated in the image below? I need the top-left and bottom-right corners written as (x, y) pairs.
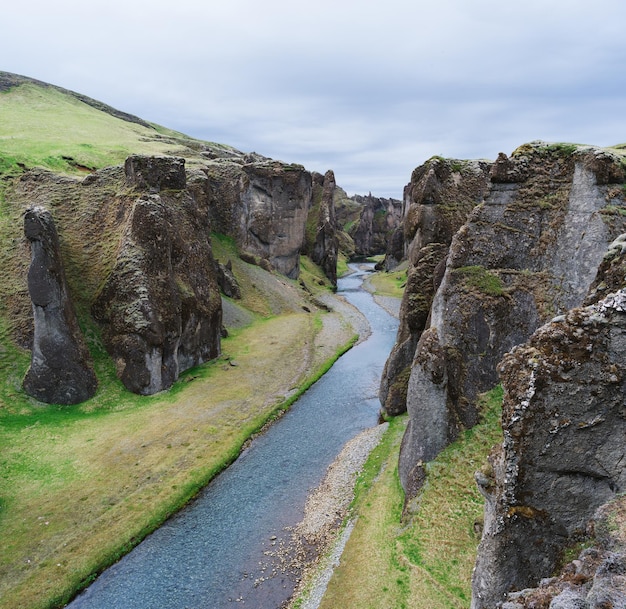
top-left (0, 257), bottom-right (372, 609)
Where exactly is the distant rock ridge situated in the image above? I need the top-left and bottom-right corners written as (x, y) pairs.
top-left (349, 193), bottom-right (403, 258)
top-left (382, 142), bottom-right (626, 501)
top-left (22, 207), bottom-right (97, 404)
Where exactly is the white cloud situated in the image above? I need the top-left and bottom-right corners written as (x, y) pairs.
top-left (2, 0), bottom-right (626, 197)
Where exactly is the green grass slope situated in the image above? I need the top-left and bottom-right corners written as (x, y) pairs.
top-left (0, 71), bottom-right (235, 176)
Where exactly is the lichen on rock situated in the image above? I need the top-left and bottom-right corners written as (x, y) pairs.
top-left (92, 192), bottom-right (222, 395)
top-left (471, 234), bottom-right (626, 608)
top-left (391, 143), bottom-right (626, 504)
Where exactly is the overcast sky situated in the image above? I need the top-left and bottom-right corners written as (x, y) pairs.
top-left (3, 0), bottom-right (626, 198)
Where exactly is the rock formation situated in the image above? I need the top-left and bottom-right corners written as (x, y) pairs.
top-left (22, 207), bottom-right (97, 404)
top-left (216, 259), bottom-right (241, 299)
top-left (379, 157), bottom-right (491, 417)
top-left (92, 160), bottom-right (222, 394)
top-left (307, 170), bottom-right (339, 287)
top-left (124, 155), bottom-right (187, 192)
top-left (471, 236), bottom-right (626, 608)
top-left (349, 193), bottom-right (402, 257)
top-left (199, 159), bottom-right (312, 279)
top-left (390, 143), bottom-right (626, 499)
top-left (489, 496), bottom-right (626, 608)
top-left (10, 146), bottom-right (339, 399)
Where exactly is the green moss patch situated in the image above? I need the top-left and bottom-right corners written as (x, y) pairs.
top-left (453, 265), bottom-right (506, 297)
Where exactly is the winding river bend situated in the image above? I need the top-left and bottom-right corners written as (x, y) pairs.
top-left (68, 263), bottom-right (399, 609)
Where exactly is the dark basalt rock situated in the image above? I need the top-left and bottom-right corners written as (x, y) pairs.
top-left (202, 160), bottom-right (312, 279)
top-left (471, 235), bottom-right (626, 607)
top-left (309, 170), bottom-right (339, 287)
top-left (125, 155), bottom-right (187, 192)
top-left (349, 193), bottom-right (402, 258)
top-left (379, 157), bottom-right (491, 420)
top-left (92, 193), bottom-right (222, 395)
top-left (394, 144), bottom-right (626, 502)
top-left (22, 207), bottom-right (97, 404)
top-left (216, 259), bottom-right (241, 299)
top-left (471, 287), bottom-right (626, 608)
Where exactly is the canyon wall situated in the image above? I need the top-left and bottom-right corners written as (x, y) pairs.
top-left (379, 157), bottom-right (491, 417)
top-left (471, 237), bottom-right (626, 608)
top-left (9, 149), bottom-right (330, 399)
top-left (383, 143), bottom-right (626, 499)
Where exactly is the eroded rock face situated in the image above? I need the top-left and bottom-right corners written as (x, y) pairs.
top-left (124, 155), bottom-right (186, 192)
top-left (92, 193), bottom-right (222, 395)
top-left (8, 145), bottom-right (332, 400)
top-left (202, 159), bottom-right (312, 279)
top-left (379, 157), bottom-right (491, 418)
top-left (308, 170), bottom-right (339, 287)
top-left (349, 193), bottom-right (402, 257)
top-left (395, 143), bottom-right (626, 498)
top-left (471, 288), bottom-right (626, 608)
top-left (216, 259), bottom-right (241, 299)
top-left (22, 207), bottom-right (97, 404)
top-left (492, 496), bottom-right (626, 609)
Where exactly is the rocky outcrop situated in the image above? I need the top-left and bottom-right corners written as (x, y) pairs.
top-left (124, 155), bottom-right (187, 192)
top-left (349, 193), bottom-right (402, 257)
top-left (393, 143), bottom-right (626, 499)
top-left (471, 280), bottom-right (626, 607)
top-left (22, 207), bottom-right (97, 404)
top-left (490, 496), bottom-right (626, 609)
top-left (216, 259), bottom-right (241, 299)
top-left (10, 149), bottom-right (330, 399)
top-left (379, 157), bottom-right (492, 417)
top-left (92, 191), bottom-right (222, 395)
top-left (307, 170), bottom-right (339, 287)
top-left (199, 159), bottom-right (312, 279)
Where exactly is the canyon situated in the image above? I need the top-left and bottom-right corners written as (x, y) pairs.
top-left (1, 71), bottom-right (625, 608)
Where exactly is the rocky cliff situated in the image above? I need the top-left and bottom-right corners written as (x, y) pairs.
top-left (471, 236), bottom-right (626, 608)
top-left (6, 142), bottom-right (346, 399)
top-left (306, 170), bottom-right (339, 287)
top-left (348, 193), bottom-right (403, 258)
top-left (379, 157), bottom-right (491, 417)
top-left (92, 156), bottom-right (222, 394)
top-left (22, 207), bottom-right (97, 404)
top-left (193, 156), bottom-right (313, 279)
top-left (386, 143), bottom-right (626, 499)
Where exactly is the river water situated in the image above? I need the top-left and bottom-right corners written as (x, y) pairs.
top-left (67, 263), bottom-right (398, 609)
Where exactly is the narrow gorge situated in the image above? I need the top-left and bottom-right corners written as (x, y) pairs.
top-left (1, 71), bottom-right (626, 609)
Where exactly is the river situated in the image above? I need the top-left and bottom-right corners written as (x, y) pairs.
top-left (67, 263), bottom-right (399, 609)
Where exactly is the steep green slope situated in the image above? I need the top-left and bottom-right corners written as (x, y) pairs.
top-left (0, 72), bottom-right (234, 175)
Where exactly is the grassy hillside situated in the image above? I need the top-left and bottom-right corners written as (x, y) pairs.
top-left (0, 74), bottom-right (360, 609)
top-left (0, 73), bottom-right (237, 176)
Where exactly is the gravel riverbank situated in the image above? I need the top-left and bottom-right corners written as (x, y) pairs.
top-left (281, 290), bottom-right (402, 609)
top-left (284, 423), bottom-right (389, 609)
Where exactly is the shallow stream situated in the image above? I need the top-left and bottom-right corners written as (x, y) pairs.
top-left (67, 263), bottom-right (398, 609)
